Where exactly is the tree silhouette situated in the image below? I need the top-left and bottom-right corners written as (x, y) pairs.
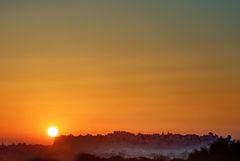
top-left (187, 137), bottom-right (240, 161)
top-left (74, 137), bottom-right (240, 161)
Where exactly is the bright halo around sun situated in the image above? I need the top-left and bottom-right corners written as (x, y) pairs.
top-left (47, 126), bottom-right (59, 137)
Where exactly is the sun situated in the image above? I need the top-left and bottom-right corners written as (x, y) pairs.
top-left (47, 126), bottom-right (59, 137)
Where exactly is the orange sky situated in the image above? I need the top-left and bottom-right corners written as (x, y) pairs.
top-left (0, 1), bottom-right (240, 144)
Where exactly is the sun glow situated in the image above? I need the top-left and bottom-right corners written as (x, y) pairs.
top-left (47, 126), bottom-right (59, 137)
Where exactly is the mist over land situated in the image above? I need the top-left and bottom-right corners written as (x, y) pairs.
top-left (0, 131), bottom-right (226, 161)
top-left (52, 131), bottom-right (218, 159)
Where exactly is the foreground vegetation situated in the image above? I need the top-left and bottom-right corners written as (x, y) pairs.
top-left (28, 137), bottom-right (240, 161)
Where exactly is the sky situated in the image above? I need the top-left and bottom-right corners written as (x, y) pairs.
top-left (0, 1), bottom-right (240, 144)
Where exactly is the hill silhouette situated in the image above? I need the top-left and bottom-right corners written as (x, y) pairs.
top-left (28, 137), bottom-right (240, 161)
top-left (25, 137), bottom-right (240, 161)
top-left (52, 131), bottom-right (218, 159)
top-left (0, 131), bottom-right (220, 161)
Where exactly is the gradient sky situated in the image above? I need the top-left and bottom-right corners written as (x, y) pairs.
top-left (0, 1), bottom-right (240, 144)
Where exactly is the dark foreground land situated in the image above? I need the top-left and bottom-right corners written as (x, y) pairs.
top-left (0, 133), bottom-right (239, 161)
top-left (28, 137), bottom-right (240, 161)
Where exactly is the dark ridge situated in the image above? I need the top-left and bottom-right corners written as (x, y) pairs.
top-left (1, 132), bottom-right (236, 161)
top-left (54, 131), bottom-right (219, 147)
